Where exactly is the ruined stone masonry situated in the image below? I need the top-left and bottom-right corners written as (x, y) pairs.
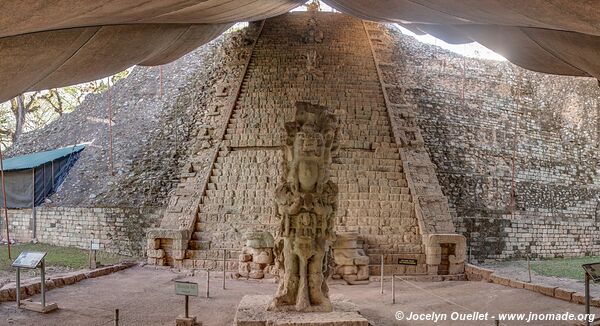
top-left (375, 23), bottom-right (600, 262)
top-left (363, 21), bottom-right (465, 275)
top-left (146, 22), bottom-right (265, 266)
top-left (3, 207), bottom-right (161, 256)
top-left (147, 12), bottom-right (465, 277)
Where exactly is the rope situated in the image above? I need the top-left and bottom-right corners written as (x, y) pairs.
top-left (395, 275), bottom-right (478, 313)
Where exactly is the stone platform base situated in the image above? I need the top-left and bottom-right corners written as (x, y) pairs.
top-left (234, 294), bottom-right (369, 326)
top-left (175, 315), bottom-right (201, 326)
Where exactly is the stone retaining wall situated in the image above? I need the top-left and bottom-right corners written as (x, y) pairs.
top-left (1, 207), bottom-right (162, 256)
top-left (465, 264), bottom-right (600, 307)
top-left (0, 262), bottom-right (137, 302)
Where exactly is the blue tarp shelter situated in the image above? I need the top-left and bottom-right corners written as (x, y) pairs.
top-left (0, 144), bottom-right (85, 208)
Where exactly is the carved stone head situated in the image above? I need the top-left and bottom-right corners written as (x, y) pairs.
top-left (282, 102), bottom-right (338, 193)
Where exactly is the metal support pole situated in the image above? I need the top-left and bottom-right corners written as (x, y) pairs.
top-left (31, 169), bottom-right (35, 241)
top-left (16, 267), bottom-right (20, 308)
top-left (392, 275), bottom-right (395, 304)
top-left (0, 143), bottom-right (11, 259)
top-left (185, 295), bottom-right (189, 318)
top-left (159, 66), bottom-right (164, 97)
top-left (114, 309), bottom-right (119, 326)
top-left (223, 249), bottom-right (226, 290)
top-left (468, 246), bottom-right (472, 264)
top-left (206, 270), bottom-right (210, 298)
top-left (32, 207), bottom-right (37, 240)
top-left (380, 254), bottom-right (384, 294)
top-left (107, 78), bottom-right (114, 176)
top-left (585, 273), bottom-right (590, 326)
top-left (40, 259), bottom-right (45, 308)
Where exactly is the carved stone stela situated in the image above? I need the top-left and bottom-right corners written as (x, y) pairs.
top-left (269, 102), bottom-right (338, 313)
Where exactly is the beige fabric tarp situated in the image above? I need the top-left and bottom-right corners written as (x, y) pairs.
top-left (1, 0), bottom-right (599, 102)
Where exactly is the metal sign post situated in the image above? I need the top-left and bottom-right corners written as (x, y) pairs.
top-left (581, 263), bottom-right (600, 326)
top-left (380, 254), bottom-right (384, 294)
top-left (392, 275), bottom-right (395, 304)
top-left (89, 240), bottom-right (100, 269)
top-left (12, 251), bottom-right (58, 313)
top-left (174, 281), bottom-right (198, 325)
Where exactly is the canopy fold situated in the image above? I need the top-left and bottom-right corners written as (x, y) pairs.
top-left (1, 0), bottom-right (598, 102)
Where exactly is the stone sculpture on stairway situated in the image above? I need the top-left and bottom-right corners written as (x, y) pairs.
top-left (268, 101), bottom-right (338, 313)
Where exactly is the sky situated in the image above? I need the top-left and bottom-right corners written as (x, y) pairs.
top-left (395, 26), bottom-right (506, 61)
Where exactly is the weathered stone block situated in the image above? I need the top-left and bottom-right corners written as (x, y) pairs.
top-left (554, 288), bottom-right (575, 302)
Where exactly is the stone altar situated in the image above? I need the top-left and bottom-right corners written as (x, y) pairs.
top-left (238, 230), bottom-right (276, 279)
top-left (332, 232), bottom-right (369, 284)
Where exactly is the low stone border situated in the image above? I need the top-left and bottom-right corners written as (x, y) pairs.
top-left (369, 274), bottom-right (466, 282)
top-left (465, 264), bottom-right (600, 307)
top-left (0, 261), bottom-right (137, 302)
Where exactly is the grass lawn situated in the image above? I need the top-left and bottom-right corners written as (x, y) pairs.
top-left (0, 243), bottom-right (131, 272)
top-left (530, 256), bottom-right (600, 281)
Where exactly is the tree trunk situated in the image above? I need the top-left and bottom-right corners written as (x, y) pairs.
top-left (13, 94), bottom-right (26, 142)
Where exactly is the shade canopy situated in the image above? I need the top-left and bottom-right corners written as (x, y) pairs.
top-left (2, 144), bottom-right (85, 171)
top-left (1, 0), bottom-right (599, 102)
top-left (0, 144), bottom-right (85, 208)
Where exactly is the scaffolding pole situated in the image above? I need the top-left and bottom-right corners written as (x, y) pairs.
top-left (107, 77), bottom-right (114, 176)
top-left (159, 66), bottom-right (164, 97)
top-left (0, 144), bottom-right (10, 259)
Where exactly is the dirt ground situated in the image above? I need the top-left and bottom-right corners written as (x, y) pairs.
top-left (0, 266), bottom-right (598, 326)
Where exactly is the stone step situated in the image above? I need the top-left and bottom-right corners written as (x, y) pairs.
top-left (188, 240), bottom-right (211, 250)
top-left (368, 264), bottom-right (427, 276)
top-left (191, 231), bottom-right (205, 240)
top-left (333, 158), bottom-right (402, 166)
top-left (185, 249), bottom-right (241, 260)
top-left (205, 182), bottom-right (274, 191)
top-left (339, 199), bottom-right (412, 205)
top-left (366, 245), bottom-right (424, 255)
top-left (180, 258), bottom-right (240, 271)
top-left (335, 187), bottom-right (410, 195)
top-left (366, 253), bottom-right (425, 265)
top-left (204, 189), bottom-right (271, 198)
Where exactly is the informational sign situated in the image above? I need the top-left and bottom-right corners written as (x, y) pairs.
top-left (582, 263), bottom-right (600, 283)
top-left (91, 241), bottom-right (100, 250)
top-left (398, 258), bottom-right (418, 266)
top-left (175, 281), bottom-right (199, 296)
top-left (12, 251), bottom-right (47, 269)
